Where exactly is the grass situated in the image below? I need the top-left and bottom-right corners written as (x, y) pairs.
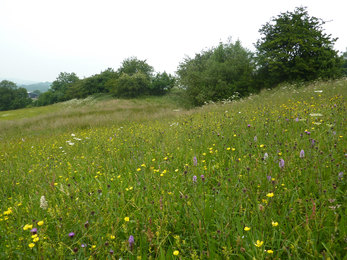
top-left (1, 78), bottom-right (347, 259)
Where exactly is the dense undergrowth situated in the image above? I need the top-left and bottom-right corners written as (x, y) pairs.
top-left (1, 78), bottom-right (347, 259)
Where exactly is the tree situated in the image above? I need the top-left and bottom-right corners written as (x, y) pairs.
top-left (109, 72), bottom-right (150, 98)
top-left (149, 71), bottom-right (176, 95)
top-left (0, 80), bottom-right (32, 111)
top-left (342, 48), bottom-right (347, 76)
top-left (255, 6), bottom-right (343, 87)
top-left (117, 57), bottom-right (154, 80)
top-left (50, 72), bottom-right (79, 101)
top-left (177, 39), bottom-right (255, 106)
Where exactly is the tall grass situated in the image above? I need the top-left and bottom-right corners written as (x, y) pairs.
top-left (0, 78), bottom-right (347, 259)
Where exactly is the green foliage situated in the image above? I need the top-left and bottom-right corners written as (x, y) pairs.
top-left (0, 80), bottom-right (32, 111)
top-left (51, 72), bottom-right (79, 97)
top-left (255, 6), bottom-right (344, 88)
top-left (67, 68), bottom-right (118, 99)
top-left (177, 39), bottom-right (255, 106)
top-left (117, 56), bottom-right (154, 80)
top-left (149, 71), bottom-right (176, 95)
top-left (109, 72), bottom-right (150, 98)
top-left (342, 48), bottom-right (347, 76)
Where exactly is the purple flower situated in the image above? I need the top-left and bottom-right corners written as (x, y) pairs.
top-left (81, 244), bottom-right (87, 248)
top-left (279, 159), bottom-right (285, 169)
top-left (109, 249), bottom-right (114, 255)
top-left (247, 124), bottom-right (251, 127)
top-left (264, 153), bottom-right (268, 160)
top-left (69, 232), bottom-right (75, 238)
top-left (254, 136), bottom-right (257, 141)
top-left (295, 117), bottom-right (299, 122)
top-left (129, 235), bottom-right (134, 250)
top-left (193, 156), bottom-right (197, 166)
top-left (267, 175), bottom-right (271, 181)
top-left (193, 175), bottom-right (197, 183)
top-left (30, 228), bottom-right (37, 234)
top-left (300, 150), bottom-right (305, 158)
top-left (306, 132), bottom-right (311, 135)
top-left (333, 131), bottom-right (336, 135)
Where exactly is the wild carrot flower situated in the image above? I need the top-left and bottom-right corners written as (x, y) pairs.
top-left (40, 196), bottom-right (48, 210)
top-left (300, 150), bottom-right (305, 158)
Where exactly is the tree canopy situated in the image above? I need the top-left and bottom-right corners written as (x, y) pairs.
top-left (0, 80), bottom-right (32, 111)
top-left (254, 6), bottom-right (343, 87)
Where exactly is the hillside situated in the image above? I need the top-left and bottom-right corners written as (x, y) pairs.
top-left (0, 79), bottom-right (347, 259)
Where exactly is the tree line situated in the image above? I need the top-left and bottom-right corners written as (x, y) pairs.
top-left (1, 6), bottom-right (347, 111)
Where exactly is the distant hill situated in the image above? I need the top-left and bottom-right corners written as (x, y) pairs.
top-left (0, 78), bottom-right (40, 85)
top-left (20, 82), bottom-right (52, 92)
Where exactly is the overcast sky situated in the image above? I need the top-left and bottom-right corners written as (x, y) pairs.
top-left (1, 0), bottom-right (346, 83)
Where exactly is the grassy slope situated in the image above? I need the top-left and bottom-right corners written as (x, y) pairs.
top-left (0, 79), bottom-right (347, 259)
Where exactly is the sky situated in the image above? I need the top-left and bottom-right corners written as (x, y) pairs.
top-left (0, 0), bottom-right (346, 83)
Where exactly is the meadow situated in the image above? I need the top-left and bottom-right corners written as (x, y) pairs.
top-left (0, 78), bottom-right (347, 259)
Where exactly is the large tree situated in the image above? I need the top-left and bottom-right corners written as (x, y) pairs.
top-left (255, 6), bottom-right (343, 87)
top-left (0, 80), bottom-right (32, 111)
top-left (117, 57), bottom-right (154, 80)
top-left (177, 39), bottom-right (255, 106)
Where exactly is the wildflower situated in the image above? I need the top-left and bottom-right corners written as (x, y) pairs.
top-left (23, 224), bottom-right (33, 231)
top-left (267, 249), bottom-right (274, 254)
top-left (193, 156), bottom-right (197, 166)
top-left (201, 175), bottom-right (205, 182)
top-left (33, 237), bottom-right (39, 242)
top-left (173, 250), bottom-right (179, 256)
top-left (272, 222), bottom-right (278, 227)
top-left (279, 159), bottom-right (285, 168)
top-left (300, 150), bottom-right (305, 158)
top-left (110, 235), bottom-right (115, 239)
top-left (109, 249), bottom-right (114, 255)
top-left (28, 243), bottom-right (35, 248)
top-left (30, 228), bottom-right (37, 235)
top-left (247, 124), bottom-right (251, 127)
top-left (266, 193), bottom-right (274, 198)
top-left (81, 244), bottom-right (87, 248)
top-left (254, 240), bottom-right (264, 247)
top-left (124, 217), bottom-right (130, 222)
top-left (37, 221), bottom-right (44, 226)
top-left (73, 247), bottom-right (79, 253)
top-left (69, 232), bottom-right (75, 238)
top-left (129, 235), bottom-right (134, 251)
top-left (267, 176), bottom-right (271, 181)
top-left (84, 221), bottom-right (89, 228)
top-left (264, 153), bottom-right (268, 159)
top-left (254, 136), bottom-right (257, 141)
top-left (40, 196), bottom-right (48, 210)
top-left (295, 117), bottom-right (299, 122)
top-left (244, 227), bottom-right (251, 231)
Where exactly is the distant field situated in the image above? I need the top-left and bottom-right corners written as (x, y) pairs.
top-left (1, 79), bottom-right (347, 259)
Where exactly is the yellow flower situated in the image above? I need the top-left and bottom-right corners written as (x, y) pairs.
top-left (28, 243), bottom-right (35, 248)
top-left (266, 193), bottom-right (274, 198)
top-left (33, 237), bottom-right (39, 242)
top-left (23, 224), bottom-right (33, 231)
top-left (110, 235), bottom-right (115, 239)
top-left (272, 222), bottom-right (278, 227)
top-left (267, 250), bottom-right (274, 254)
top-left (124, 217), bottom-right (130, 222)
top-left (37, 221), bottom-right (44, 226)
top-left (31, 234), bottom-right (38, 239)
top-left (244, 227), bottom-right (251, 231)
top-left (254, 240), bottom-right (264, 247)
top-left (173, 250), bottom-right (179, 256)
top-left (92, 245), bottom-right (96, 249)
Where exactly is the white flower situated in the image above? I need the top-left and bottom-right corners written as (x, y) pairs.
top-left (40, 196), bottom-right (48, 210)
top-left (71, 133), bottom-right (75, 136)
